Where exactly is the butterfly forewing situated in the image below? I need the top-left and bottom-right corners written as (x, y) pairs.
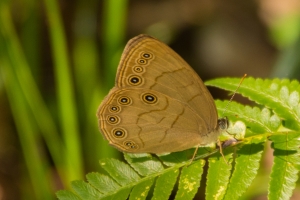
top-left (117, 35), bottom-right (217, 129)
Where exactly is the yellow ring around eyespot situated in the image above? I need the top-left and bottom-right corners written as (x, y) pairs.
top-left (106, 115), bottom-right (120, 125)
top-left (142, 93), bottom-right (158, 104)
top-left (133, 66), bottom-right (144, 73)
top-left (117, 96), bottom-right (132, 105)
top-left (123, 140), bottom-right (139, 149)
top-left (108, 105), bottom-right (121, 113)
top-left (127, 75), bottom-right (143, 86)
top-left (140, 52), bottom-right (153, 60)
top-left (137, 58), bottom-right (147, 65)
top-left (112, 128), bottom-right (127, 138)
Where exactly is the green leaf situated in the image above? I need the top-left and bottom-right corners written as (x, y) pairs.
top-left (56, 190), bottom-right (81, 200)
top-left (102, 188), bottom-right (132, 200)
top-left (216, 100), bottom-right (281, 134)
top-left (99, 158), bottom-right (140, 185)
top-left (175, 160), bottom-right (205, 200)
top-left (71, 180), bottom-right (103, 200)
top-left (86, 173), bottom-right (120, 193)
top-left (224, 136), bottom-right (266, 199)
top-left (124, 153), bottom-right (164, 176)
top-left (268, 132), bottom-right (300, 200)
top-left (152, 169), bottom-right (180, 200)
top-left (129, 178), bottom-right (154, 200)
top-left (206, 149), bottom-right (234, 200)
top-left (56, 149), bottom-right (212, 200)
top-left (207, 78), bottom-right (300, 130)
top-left (158, 149), bottom-right (195, 167)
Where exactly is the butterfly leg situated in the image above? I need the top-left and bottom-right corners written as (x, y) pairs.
top-left (188, 146), bottom-right (199, 165)
top-left (189, 140), bottom-right (231, 165)
top-left (218, 139), bottom-right (229, 165)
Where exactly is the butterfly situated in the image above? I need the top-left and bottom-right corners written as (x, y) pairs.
top-left (97, 34), bottom-right (228, 154)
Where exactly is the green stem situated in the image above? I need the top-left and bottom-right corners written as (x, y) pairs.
top-left (43, 0), bottom-right (83, 181)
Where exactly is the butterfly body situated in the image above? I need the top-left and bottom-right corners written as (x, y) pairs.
top-left (97, 34), bottom-right (221, 153)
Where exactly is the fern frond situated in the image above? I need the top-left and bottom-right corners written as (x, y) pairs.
top-left (206, 149), bottom-right (234, 200)
top-left (71, 180), bottom-right (102, 200)
top-left (56, 190), bottom-right (81, 200)
top-left (216, 100), bottom-right (281, 134)
top-left (124, 153), bottom-right (164, 176)
top-left (57, 77), bottom-right (300, 200)
top-left (207, 78), bottom-right (300, 130)
top-left (268, 132), bottom-right (300, 200)
top-left (57, 150), bottom-right (214, 200)
top-left (175, 160), bottom-right (205, 199)
top-left (152, 168), bottom-right (179, 199)
top-left (223, 136), bottom-right (266, 199)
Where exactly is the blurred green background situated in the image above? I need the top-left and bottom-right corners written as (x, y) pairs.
top-left (0, 0), bottom-right (300, 199)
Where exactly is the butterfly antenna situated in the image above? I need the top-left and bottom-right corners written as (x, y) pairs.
top-left (222, 74), bottom-right (247, 116)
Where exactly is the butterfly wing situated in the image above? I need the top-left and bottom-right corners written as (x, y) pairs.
top-left (97, 35), bottom-right (219, 153)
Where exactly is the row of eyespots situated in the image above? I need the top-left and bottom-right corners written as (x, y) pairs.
top-left (112, 128), bottom-right (138, 150)
top-left (108, 93), bottom-right (157, 111)
top-left (106, 92), bottom-right (157, 150)
top-left (127, 51), bottom-right (154, 86)
top-left (124, 141), bottom-right (138, 149)
top-left (138, 51), bottom-right (153, 64)
top-left (107, 93), bottom-right (158, 126)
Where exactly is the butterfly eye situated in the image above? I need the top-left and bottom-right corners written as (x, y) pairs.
top-left (112, 128), bottom-right (126, 138)
top-left (137, 59), bottom-right (147, 65)
top-left (128, 75), bottom-right (142, 86)
top-left (142, 93), bottom-right (157, 104)
top-left (108, 105), bottom-right (121, 113)
top-left (141, 52), bottom-right (153, 59)
top-left (133, 66), bottom-right (144, 73)
top-left (107, 116), bottom-right (120, 125)
top-left (118, 96), bottom-right (132, 105)
top-left (218, 117), bottom-right (228, 130)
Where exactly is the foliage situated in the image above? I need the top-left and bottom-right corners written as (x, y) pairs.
top-left (57, 78), bottom-right (300, 200)
top-left (0, 0), bottom-right (127, 199)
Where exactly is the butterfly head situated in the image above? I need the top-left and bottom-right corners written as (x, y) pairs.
top-left (217, 117), bottom-right (228, 131)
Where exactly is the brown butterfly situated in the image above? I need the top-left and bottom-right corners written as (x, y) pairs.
top-left (97, 34), bottom-right (228, 154)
